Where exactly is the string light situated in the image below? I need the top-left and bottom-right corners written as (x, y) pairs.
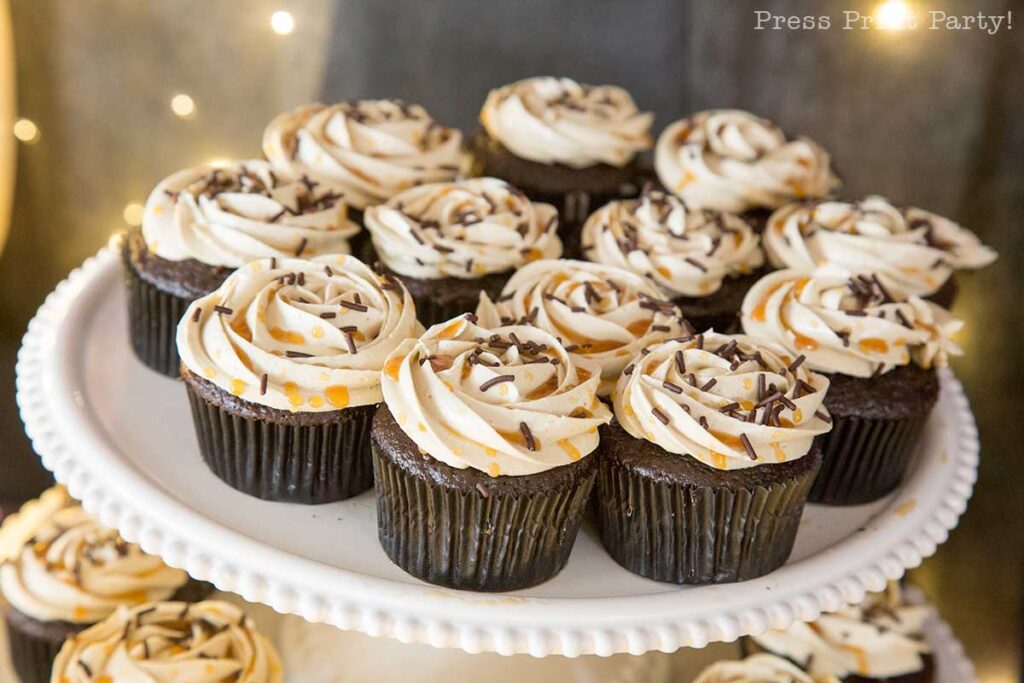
top-left (270, 10), bottom-right (295, 35)
top-left (123, 203), bottom-right (145, 226)
top-left (12, 118), bottom-right (40, 144)
top-left (875, 0), bottom-right (915, 30)
top-left (170, 93), bottom-right (196, 119)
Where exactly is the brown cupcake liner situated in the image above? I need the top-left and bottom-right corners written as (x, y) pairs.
top-left (371, 444), bottom-right (597, 592)
top-left (3, 579), bottom-right (211, 683)
top-left (185, 383), bottom-right (376, 504)
top-left (596, 450), bottom-right (820, 585)
top-left (5, 610), bottom-right (68, 683)
top-left (531, 188), bottom-right (638, 260)
top-left (122, 249), bottom-right (192, 378)
top-left (809, 411), bottom-right (930, 506)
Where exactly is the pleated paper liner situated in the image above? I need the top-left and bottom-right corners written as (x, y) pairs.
top-left (740, 635), bottom-right (938, 683)
top-left (3, 579), bottom-right (213, 683)
top-left (121, 246), bottom-right (192, 378)
top-left (595, 424), bottom-right (821, 585)
top-left (809, 411), bottom-right (931, 506)
top-left (370, 406), bottom-right (597, 592)
top-left (184, 373), bottom-right (376, 504)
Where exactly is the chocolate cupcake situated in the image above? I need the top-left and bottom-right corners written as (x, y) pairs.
top-left (763, 196), bottom-right (997, 308)
top-left (655, 109), bottom-right (840, 231)
top-left (372, 316), bottom-right (611, 591)
top-left (476, 259), bottom-right (688, 396)
top-left (177, 254), bottom-right (422, 503)
top-left (0, 487), bottom-right (210, 683)
top-left (741, 267), bottom-right (964, 505)
top-left (51, 599), bottom-right (283, 682)
top-left (599, 332), bottom-right (831, 584)
top-left (465, 77), bottom-right (653, 256)
top-left (580, 186), bottom-right (765, 332)
top-left (694, 653), bottom-right (818, 683)
top-left (363, 177), bottom-right (561, 325)
top-left (263, 99), bottom-right (461, 213)
top-left (124, 160), bottom-right (360, 377)
top-left (745, 582), bottom-right (935, 683)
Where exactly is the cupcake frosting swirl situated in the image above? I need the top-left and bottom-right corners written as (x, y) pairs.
top-left (751, 583), bottom-right (931, 680)
top-left (364, 177), bottom-right (562, 279)
top-left (380, 316), bottom-right (611, 476)
top-left (581, 188), bottom-right (764, 297)
top-left (614, 333), bottom-right (831, 471)
top-left (263, 100), bottom-right (462, 209)
top-left (480, 77), bottom-right (653, 168)
top-left (142, 160), bottom-right (359, 268)
top-left (693, 654), bottom-right (818, 683)
top-left (476, 259), bottom-right (688, 395)
top-left (0, 493), bottom-right (187, 624)
top-left (51, 600), bottom-right (283, 683)
top-left (655, 110), bottom-right (839, 213)
top-left (741, 266), bottom-right (963, 378)
top-left (178, 255), bottom-right (423, 411)
top-left (764, 196), bottom-right (998, 296)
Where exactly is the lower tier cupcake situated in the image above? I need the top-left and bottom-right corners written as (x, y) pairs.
top-left (743, 582), bottom-right (936, 683)
top-left (600, 332), bottom-right (831, 584)
top-left (177, 254), bottom-right (422, 503)
top-left (372, 315), bottom-right (611, 591)
top-left (466, 77), bottom-right (653, 257)
top-left (693, 653), bottom-right (817, 682)
top-left (51, 599), bottom-right (283, 682)
top-left (742, 267), bottom-right (963, 505)
top-left (363, 177), bottom-right (561, 326)
top-left (579, 187), bottom-right (766, 332)
top-left (0, 488), bottom-right (211, 683)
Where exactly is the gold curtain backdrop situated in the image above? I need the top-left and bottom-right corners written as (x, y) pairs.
top-left (0, 2), bottom-right (1021, 681)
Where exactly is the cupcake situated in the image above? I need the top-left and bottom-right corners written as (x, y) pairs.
top-left (745, 582), bottom-right (935, 683)
top-left (655, 109), bottom-right (840, 231)
top-left (363, 177), bottom-right (561, 326)
top-left (476, 259), bottom-right (689, 396)
top-left (599, 332), bottom-right (831, 584)
top-left (0, 487), bottom-right (210, 683)
top-left (262, 99), bottom-right (462, 213)
top-left (762, 195), bottom-right (997, 308)
top-left (466, 77), bottom-right (653, 256)
top-left (372, 315), bottom-right (611, 591)
top-left (123, 159), bottom-right (360, 377)
top-left (741, 267), bottom-right (963, 505)
top-left (580, 186), bottom-right (765, 332)
top-left (177, 254), bottom-right (422, 503)
top-left (50, 599), bottom-right (282, 682)
top-left (694, 653), bottom-right (817, 683)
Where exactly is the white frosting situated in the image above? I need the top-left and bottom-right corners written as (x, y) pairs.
top-left (364, 178), bottom-right (562, 279)
top-left (752, 583), bottom-right (931, 680)
top-left (480, 77), bottom-right (653, 168)
top-left (0, 502), bottom-right (187, 624)
top-left (764, 196), bottom-right (998, 297)
top-left (693, 653), bottom-right (818, 683)
top-left (581, 189), bottom-right (764, 297)
top-left (614, 333), bottom-right (831, 471)
top-left (142, 160), bottom-right (359, 268)
top-left (177, 255), bottom-right (423, 411)
top-left (51, 600), bottom-right (283, 683)
top-left (655, 110), bottom-right (839, 213)
top-left (380, 316), bottom-right (611, 476)
top-left (475, 259), bottom-right (688, 395)
top-left (741, 266), bottom-right (963, 378)
top-left (263, 101), bottom-right (461, 209)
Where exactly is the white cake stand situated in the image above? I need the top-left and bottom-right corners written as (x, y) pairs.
top-left (15, 247), bottom-right (979, 657)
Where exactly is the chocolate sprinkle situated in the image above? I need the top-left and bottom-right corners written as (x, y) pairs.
top-left (479, 375), bottom-right (515, 392)
top-left (213, 305), bottom-right (233, 315)
top-left (286, 350), bottom-right (313, 358)
top-left (294, 237), bottom-right (308, 256)
top-left (259, 373), bottom-right (268, 395)
top-left (662, 380), bottom-right (683, 394)
top-left (339, 299), bottom-right (369, 312)
top-left (698, 377), bottom-right (717, 392)
top-left (788, 355), bottom-right (806, 373)
top-left (739, 433), bottom-right (758, 460)
top-left (192, 307), bottom-right (202, 323)
top-left (674, 350), bottom-right (686, 374)
top-left (651, 407), bottom-right (670, 425)
top-left (519, 422), bottom-right (537, 451)
top-left (319, 311), bottom-right (337, 319)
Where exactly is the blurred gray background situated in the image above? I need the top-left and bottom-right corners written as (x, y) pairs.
top-left (1, 1), bottom-right (1020, 679)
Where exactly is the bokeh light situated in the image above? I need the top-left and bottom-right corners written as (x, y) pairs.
top-left (270, 10), bottom-right (295, 35)
top-left (170, 93), bottom-right (196, 119)
top-left (12, 118), bottom-right (40, 144)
